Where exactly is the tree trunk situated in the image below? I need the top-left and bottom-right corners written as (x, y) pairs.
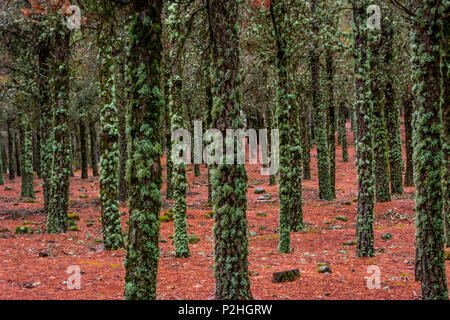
top-left (97, 3), bottom-right (123, 250)
top-left (403, 87), bottom-right (414, 187)
top-left (46, 20), bottom-right (71, 234)
top-left (20, 114), bottom-right (35, 199)
top-left (411, 0), bottom-right (448, 300)
top-left (124, 0), bottom-right (164, 300)
top-left (89, 119), bottom-right (99, 177)
top-left (208, 0), bottom-right (252, 300)
top-left (353, 1), bottom-right (375, 258)
top-left (7, 115), bottom-right (15, 181)
top-left (310, 0), bottom-right (332, 201)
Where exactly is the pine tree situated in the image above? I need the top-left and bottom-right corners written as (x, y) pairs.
top-left (97, 1), bottom-right (123, 250)
top-left (208, 0), bottom-right (252, 300)
top-left (383, 17), bottom-right (404, 196)
top-left (310, 0), bottom-right (332, 201)
top-left (442, 1), bottom-right (449, 248)
top-left (166, 1), bottom-right (190, 258)
top-left (353, 0), bottom-right (375, 258)
top-left (20, 114), bottom-right (35, 199)
top-left (37, 30), bottom-right (52, 211)
top-left (410, 0), bottom-right (448, 300)
top-left (79, 105), bottom-right (88, 180)
top-left (0, 145), bottom-right (4, 185)
top-left (46, 17), bottom-right (71, 234)
top-left (403, 86), bottom-right (414, 187)
top-left (325, 51), bottom-right (336, 199)
top-left (338, 102), bottom-right (349, 162)
top-left (370, 18), bottom-right (390, 203)
top-left (6, 115), bottom-right (15, 181)
top-left (124, 0), bottom-right (164, 300)
top-left (89, 119), bottom-right (99, 177)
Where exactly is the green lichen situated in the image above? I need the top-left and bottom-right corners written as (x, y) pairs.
top-left (123, 0), bottom-right (163, 301)
top-left (410, 0), bottom-right (448, 300)
top-left (352, 0), bottom-right (375, 258)
top-left (97, 2), bottom-right (123, 251)
top-left (20, 114), bottom-right (35, 200)
top-left (46, 18), bottom-right (71, 234)
top-left (208, 0), bottom-right (252, 300)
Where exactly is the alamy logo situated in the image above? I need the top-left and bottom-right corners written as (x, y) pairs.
top-left (367, 5), bottom-right (381, 30)
top-left (172, 121), bottom-right (279, 175)
top-left (66, 5), bottom-right (81, 30)
top-left (66, 265), bottom-right (81, 289)
top-left (365, 265), bottom-right (381, 289)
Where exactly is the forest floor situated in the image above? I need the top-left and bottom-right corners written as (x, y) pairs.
top-left (0, 120), bottom-right (449, 300)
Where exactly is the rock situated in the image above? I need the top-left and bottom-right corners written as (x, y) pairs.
top-left (78, 188), bottom-right (87, 192)
top-left (343, 240), bottom-right (357, 246)
top-left (120, 211), bottom-right (126, 216)
top-left (256, 211), bottom-right (267, 217)
top-left (38, 251), bottom-right (49, 257)
top-left (23, 281), bottom-right (40, 289)
top-left (335, 215), bottom-right (348, 222)
top-left (5, 186), bottom-right (13, 191)
top-left (272, 269), bottom-right (300, 283)
top-left (159, 239), bottom-right (168, 243)
top-left (257, 194), bottom-right (272, 201)
top-left (86, 219), bottom-right (96, 227)
top-left (317, 263), bottom-right (332, 274)
top-left (249, 271), bottom-right (259, 277)
top-left (328, 225), bottom-right (342, 230)
top-left (254, 188), bottom-right (265, 194)
top-left (381, 233), bottom-right (392, 241)
top-left (188, 234), bottom-right (200, 244)
top-left (341, 201), bottom-right (352, 206)
top-left (258, 226), bottom-right (267, 231)
top-left (79, 193), bottom-right (88, 199)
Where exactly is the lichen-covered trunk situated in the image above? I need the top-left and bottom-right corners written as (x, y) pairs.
top-left (79, 110), bottom-right (88, 180)
top-left (7, 116), bottom-right (15, 181)
top-left (0, 145), bottom-right (4, 185)
top-left (371, 72), bottom-right (390, 203)
top-left (167, 2), bottom-right (190, 259)
top-left (89, 119), bottom-right (99, 177)
top-left (118, 92), bottom-right (128, 203)
top-left (33, 130), bottom-right (41, 179)
top-left (411, 0), bottom-right (448, 300)
top-left (353, 1), bottom-right (375, 258)
top-left (14, 127), bottom-right (21, 177)
top-left (124, 0), bottom-right (163, 300)
top-left (310, 0), bottom-right (332, 201)
top-left (46, 23), bottom-right (71, 234)
top-left (289, 100), bottom-right (304, 232)
top-left (325, 52), bottom-right (336, 199)
top-left (208, 0), bottom-right (252, 300)
top-left (442, 5), bottom-right (449, 248)
top-left (20, 115), bottom-right (35, 199)
top-left (265, 105), bottom-right (277, 185)
top-left (338, 102), bottom-right (348, 162)
top-left (403, 87), bottom-right (414, 187)
top-left (270, 2), bottom-right (291, 254)
top-left (384, 24), bottom-right (403, 196)
top-left (97, 6), bottom-right (123, 251)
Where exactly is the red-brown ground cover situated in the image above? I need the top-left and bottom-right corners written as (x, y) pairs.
top-left (0, 120), bottom-right (449, 300)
